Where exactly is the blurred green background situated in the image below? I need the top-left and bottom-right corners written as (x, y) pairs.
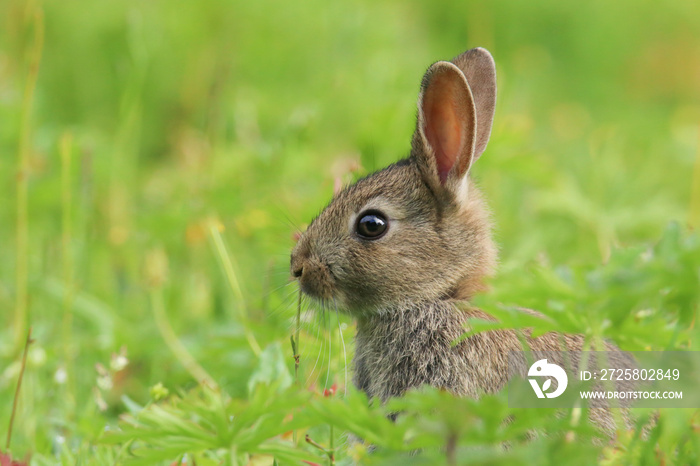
top-left (1, 0), bottom-right (699, 463)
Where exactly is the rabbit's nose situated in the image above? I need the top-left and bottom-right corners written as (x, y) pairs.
top-left (290, 251), bottom-right (305, 279)
top-left (292, 265), bottom-right (303, 278)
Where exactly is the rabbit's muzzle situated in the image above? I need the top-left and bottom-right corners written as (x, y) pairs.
top-left (291, 252), bottom-right (335, 300)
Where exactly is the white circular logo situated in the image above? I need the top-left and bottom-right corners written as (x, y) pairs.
top-left (528, 359), bottom-right (568, 399)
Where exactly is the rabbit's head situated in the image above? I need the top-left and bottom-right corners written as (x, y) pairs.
top-left (291, 47), bottom-right (498, 315)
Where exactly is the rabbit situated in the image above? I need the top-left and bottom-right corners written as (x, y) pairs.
top-left (290, 47), bottom-right (635, 437)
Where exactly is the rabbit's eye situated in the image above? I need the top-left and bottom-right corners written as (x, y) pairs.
top-left (355, 211), bottom-right (388, 239)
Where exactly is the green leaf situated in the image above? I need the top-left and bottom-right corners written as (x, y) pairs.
top-left (247, 342), bottom-right (293, 396)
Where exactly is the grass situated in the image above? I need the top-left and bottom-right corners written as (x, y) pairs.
top-left (1, 0), bottom-right (699, 464)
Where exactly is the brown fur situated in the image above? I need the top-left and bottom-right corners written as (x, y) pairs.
top-left (290, 47), bottom-right (633, 437)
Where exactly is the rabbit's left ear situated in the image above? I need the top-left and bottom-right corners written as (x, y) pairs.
top-left (413, 48), bottom-right (496, 197)
top-left (415, 61), bottom-right (476, 187)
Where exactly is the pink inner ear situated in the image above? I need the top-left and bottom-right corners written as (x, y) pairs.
top-left (423, 74), bottom-right (464, 184)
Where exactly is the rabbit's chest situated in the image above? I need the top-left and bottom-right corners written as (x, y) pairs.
top-left (352, 306), bottom-right (478, 402)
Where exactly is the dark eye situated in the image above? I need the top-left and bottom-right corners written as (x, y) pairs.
top-left (355, 211), bottom-right (388, 239)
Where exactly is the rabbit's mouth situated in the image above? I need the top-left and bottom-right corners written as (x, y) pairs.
top-left (292, 255), bottom-right (336, 301)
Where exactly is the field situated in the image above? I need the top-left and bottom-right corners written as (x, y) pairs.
top-left (1, 0), bottom-right (699, 464)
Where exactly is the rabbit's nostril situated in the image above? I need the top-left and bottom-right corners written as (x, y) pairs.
top-left (292, 266), bottom-right (303, 278)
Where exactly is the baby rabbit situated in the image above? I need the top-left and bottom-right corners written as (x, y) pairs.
top-left (290, 47), bottom-right (631, 435)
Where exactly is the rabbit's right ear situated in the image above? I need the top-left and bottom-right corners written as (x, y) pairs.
top-left (451, 47), bottom-right (497, 160)
top-left (412, 48), bottom-right (496, 202)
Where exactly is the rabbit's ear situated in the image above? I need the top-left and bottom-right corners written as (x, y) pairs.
top-left (415, 61), bottom-right (478, 188)
top-left (451, 47), bottom-right (497, 159)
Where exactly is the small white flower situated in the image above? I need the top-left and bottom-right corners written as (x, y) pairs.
top-left (110, 346), bottom-right (130, 372)
top-left (97, 374), bottom-right (113, 391)
top-left (111, 354), bottom-right (129, 372)
top-left (55, 367), bottom-right (68, 384)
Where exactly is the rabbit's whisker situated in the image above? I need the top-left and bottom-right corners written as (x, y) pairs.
top-left (300, 304), bottom-right (315, 362)
top-left (267, 288), bottom-right (299, 320)
top-left (306, 309), bottom-right (325, 386)
top-left (324, 304), bottom-right (332, 391)
top-left (334, 298), bottom-right (347, 396)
